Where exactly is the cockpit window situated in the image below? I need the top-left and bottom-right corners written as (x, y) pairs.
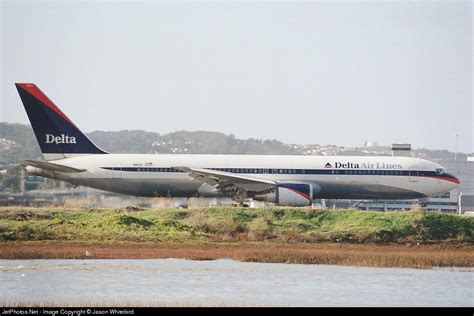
top-left (435, 168), bottom-right (445, 175)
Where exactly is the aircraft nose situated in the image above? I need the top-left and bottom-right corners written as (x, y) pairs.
top-left (441, 173), bottom-right (460, 193)
top-left (429, 173), bottom-right (460, 197)
top-left (448, 173), bottom-right (460, 186)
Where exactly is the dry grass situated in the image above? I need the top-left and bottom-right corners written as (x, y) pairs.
top-left (1, 241), bottom-right (473, 269)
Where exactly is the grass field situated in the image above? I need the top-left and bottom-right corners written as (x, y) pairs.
top-left (0, 207), bottom-right (472, 243)
top-left (0, 207), bottom-right (473, 268)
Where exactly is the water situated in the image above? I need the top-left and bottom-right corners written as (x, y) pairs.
top-left (0, 259), bottom-right (472, 306)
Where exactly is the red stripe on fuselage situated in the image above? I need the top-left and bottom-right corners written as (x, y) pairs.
top-left (425, 175), bottom-right (460, 184)
top-left (15, 83), bottom-right (79, 130)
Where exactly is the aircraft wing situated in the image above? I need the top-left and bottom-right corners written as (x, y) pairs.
top-left (21, 159), bottom-right (87, 173)
top-left (174, 166), bottom-right (276, 192)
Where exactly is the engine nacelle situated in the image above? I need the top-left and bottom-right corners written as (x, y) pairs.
top-left (255, 183), bottom-right (313, 206)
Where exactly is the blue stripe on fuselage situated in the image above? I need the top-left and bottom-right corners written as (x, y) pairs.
top-left (100, 167), bottom-right (457, 181)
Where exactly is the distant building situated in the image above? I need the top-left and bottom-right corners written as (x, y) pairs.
top-left (391, 143), bottom-right (412, 157)
top-left (364, 141), bottom-right (378, 147)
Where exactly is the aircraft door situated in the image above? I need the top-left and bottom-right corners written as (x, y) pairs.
top-left (409, 168), bottom-right (419, 182)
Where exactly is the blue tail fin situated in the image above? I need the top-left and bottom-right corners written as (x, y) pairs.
top-left (15, 83), bottom-right (107, 160)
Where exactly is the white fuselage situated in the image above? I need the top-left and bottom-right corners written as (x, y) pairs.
top-left (26, 154), bottom-right (458, 200)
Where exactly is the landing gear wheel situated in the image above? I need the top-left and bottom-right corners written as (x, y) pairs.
top-left (231, 188), bottom-right (248, 205)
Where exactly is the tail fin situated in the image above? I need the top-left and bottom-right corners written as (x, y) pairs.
top-left (15, 83), bottom-right (107, 160)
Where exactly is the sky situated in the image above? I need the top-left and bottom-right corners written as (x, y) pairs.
top-left (1, 0), bottom-right (472, 153)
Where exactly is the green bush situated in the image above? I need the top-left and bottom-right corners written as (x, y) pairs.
top-left (0, 207), bottom-right (472, 244)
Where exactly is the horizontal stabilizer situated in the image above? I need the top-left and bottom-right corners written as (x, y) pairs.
top-left (21, 159), bottom-right (87, 173)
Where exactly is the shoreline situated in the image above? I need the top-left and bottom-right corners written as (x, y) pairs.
top-left (1, 241), bottom-right (473, 269)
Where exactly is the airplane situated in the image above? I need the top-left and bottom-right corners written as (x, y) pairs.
top-left (15, 83), bottom-right (460, 206)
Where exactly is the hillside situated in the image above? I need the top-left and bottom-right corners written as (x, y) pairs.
top-left (1, 122), bottom-right (469, 167)
top-left (0, 122), bottom-right (296, 167)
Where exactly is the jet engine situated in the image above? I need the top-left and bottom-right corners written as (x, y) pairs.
top-left (255, 183), bottom-right (313, 206)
